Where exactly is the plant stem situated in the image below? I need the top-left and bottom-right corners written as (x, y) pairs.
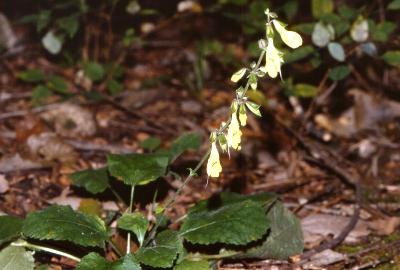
top-left (126, 184), bottom-right (135, 254)
top-left (12, 240), bottom-right (81, 262)
top-left (107, 240), bottom-right (123, 257)
top-left (143, 149), bottom-right (211, 247)
top-left (109, 186), bottom-right (127, 209)
top-left (185, 250), bottom-right (240, 260)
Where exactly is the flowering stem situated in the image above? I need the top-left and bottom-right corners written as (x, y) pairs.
top-left (143, 148), bottom-right (211, 246)
top-left (126, 185), bottom-right (135, 254)
top-left (12, 240), bottom-right (81, 262)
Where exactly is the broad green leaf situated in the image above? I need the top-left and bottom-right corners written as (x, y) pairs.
top-left (47, 75), bottom-right (69, 94)
top-left (111, 254), bottom-right (141, 270)
top-left (388, 0), bottom-right (400, 9)
top-left (22, 205), bottom-right (108, 247)
top-left (118, 213), bottom-right (149, 245)
top-left (70, 167), bottom-right (109, 194)
top-left (327, 42), bottom-right (345, 62)
top-left (312, 0), bottom-right (334, 19)
top-left (31, 85), bottom-right (51, 106)
top-left (312, 22), bottom-right (334, 47)
top-left (350, 18), bottom-right (369, 42)
top-left (76, 253), bottom-right (108, 270)
top-left (0, 216), bottom-right (23, 245)
top-left (168, 133), bottom-right (202, 162)
top-left (57, 15), bottom-right (79, 38)
top-left (42, 31), bottom-right (62, 55)
top-left (0, 246), bottom-right (35, 270)
top-left (370, 21), bottom-right (396, 42)
top-left (84, 62), bottom-right (105, 82)
top-left (107, 153), bottom-right (168, 185)
top-left (283, 45), bottom-right (314, 63)
top-left (17, 69), bottom-right (45, 83)
top-left (140, 137), bottom-right (161, 152)
top-left (235, 201), bottom-right (303, 259)
top-left (245, 101), bottom-right (261, 117)
top-left (180, 200), bottom-right (268, 245)
top-left (230, 68), bottom-right (246, 83)
top-left (174, 259), bottom-right (210, 270)
top-left (382, 51), bottom-right (400, 67)
top-left (136, 230), bottom-right (180, 268)
top-left (328, 65), bottom-right (350, 81)
top-left (293, 83), bottom-right (317, 97)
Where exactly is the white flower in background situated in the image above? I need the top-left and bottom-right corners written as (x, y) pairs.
top-left (262, 38), bottom-right (284, 78)
top-left (206, 142), bottom-right (222, 178)
top-left (272, 20), bottom-right (303, 49)
top-left (227, 112), bottom-right (242, 150)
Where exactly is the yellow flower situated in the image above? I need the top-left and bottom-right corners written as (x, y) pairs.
top-left (262, 38), bottom-right (284, 79)
top-left (206, 142), bottom-right (222, 178)
top-left (227, 112), bottom-right (242, 150)
top-left (272, 20), bottom-right (302, 49)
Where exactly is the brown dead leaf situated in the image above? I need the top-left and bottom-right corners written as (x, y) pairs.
top-left (369, 217), bottom-right (400, 235)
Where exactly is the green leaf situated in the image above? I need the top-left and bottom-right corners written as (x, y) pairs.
top-left (174, 260), bottom-right (210, 270)
top-left (168, 133), bottom-right (202, 162)
top-left (388, 0), bottom-right (400, 10)
top-left (47, 75), bottom-right (69, 94)
top-left (236, 201), bottom-right (303, 259)
top-left (283, 45), bottom-right (314, 63)
top-left (70, 167), bottom-right (110, 194)
top-left (312, 0), bottom-right (334, 19)
top-left (110, 254), bottom-right (141, 270)
top-left (180, 200), bottom-right (269, 245)
top-left (36, 10), bottom-right (51, 32)
top-left (329, 65), bottom-right (350, 81)
top-left (84, 62), bottom-right (105, 82)
top-left (293, 83), bottom-right (317, 97)
top-left (107, 153), bottom-right (169, 185)
top-left (140, 137), bottom-right (161, 152)
top-left (382, 51), bottom-right (400, 67)
top-left (118, 213), bottom-right (149, 245)
top-left (76, 253), bottom-right (109, 270)
top-left (22, 205), bottom-right (108, 247)
top-left (245, 101), bottom-right (261, 117)
top-left (0, 216), bottom-right (23, 245)
top-left (107, 79), bottom-right (123, 95)
top-left (42, 31), bottom-right (62, 55)
top-left (337, 4), bottom-right (356, 20)
top-left (17, 69), bottom-right (45, 83)
top-left (0, 246), bottom-right (35, 270)
top-left (230, 68), bottom-right (246, 83)
top-left (327, 42), bottom-right (345, 62)
top-left (57, 15), bottom-right (79, 38)
top-left (136, 230), bottom-right (180, 268)
top-left (293, 23), bottom-right (315, 35)
top-left (371, 21), bottom-right (396, 42)
top-left (31, 85), bottom-right (51, 106)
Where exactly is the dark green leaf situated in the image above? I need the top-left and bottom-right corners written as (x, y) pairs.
top-left (37, 10), bottom-right (51, 32)
top-left (31, 85), bottom-right (51, 106)
top-left (110, 254), bottom-right (141, 270)
top-left (76, 253), bottom-right (109, 270)
top-left (47, 75), bottom-right (69, 94)
top-left (174, 260), bottom-right (210, 270)
top-left (382, 50), bottom-right (400, 66)
top-left (169, 133), bottom-right (202, 162)
top-left (283, 46), bottom-right (314, 63)
top-left (293, 23), bottom-right (315, 35)
top-left (329, 65), bottom-right (350, 81)
top-left (70, 167), bottom-right (109, 194)
top-left (293, 84), bottom-right (317, 97)
top-left (118, 213), bottom-right (149, 245)
top-left (17, 69), bottom-right (45, 83)
top-left (136, 230), bottom-right (180, 268)
top-left (84, 62), bottom-right (105, 82)
top-left (312, 0), bottom-right (334, 19)
top-left (180, 200), bottom-right (269, 245)
top-left (0, 246), bottom-right (35, 270)
top-left (388, 0), bottom-right (400, 10)
top-left (140, 137), bottom-right (161, 152)
top-left (236, 201), bottom-right (303, 259)
top-left (57, 15), bottom-right (79, 38)
top-left (107, 79), bottom-right (123, 95)
top-left (337, 4), bottom-right (356, 20)
top-left (371, 21), bottom-right (396, 42)
top-left (0, 216), bottom-right (23, 245)
top-left (23, 205), bottom-right (108, 247)
top-left (107, 153), bottom-right (168, 185)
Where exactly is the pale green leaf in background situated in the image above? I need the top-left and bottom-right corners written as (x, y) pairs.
top-left (327, 42), bottom-right (345, 62)
top-left (0, 246), bottom-right (35, 270)
top-left (42, 31), bottom-right (62, 54)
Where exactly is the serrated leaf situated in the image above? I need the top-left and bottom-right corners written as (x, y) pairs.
top-left (42, 31), bottom-right (62, 55)
top-left (107, 153), bottom-right (168, 185)
top-left (0, 216), bottom-right (23, 245)
top-left (110, 254), bottom-right (141, 270)
top-left (47, 75), bottom-right (69, 94)
top-left (168, 133), bottom-right (202, 162)
top-left (174, 259), bottom-right (210, 270)
top-left (180, 200), bottom-right (268, 245)
top-left (17, 69), bottom-right (45, 83)
top-left (293, 83), bottom-right (317, 97)
top-left (84, 62), bottom-right (104, 82)
top-left (76, 253), bottom-right (109, 270)
top-left (22, 205), bottom-right (108, 247)
top-left (0, 246), bottom-right (35, 270)
top-left (388, 0), bottom-right (400, 9)
top-left (312, 0), bottom-right (334, 19)
top-left (230, 68), bottom-right (246, 83)
top-left (382, 50), bottom-right (400, 66)
top-left (329, 65), bottom-right (350, 81)
top-left (118, 213), bottom-right (149, 245)
top-left (136, 230), bottom-right (180, 268)
top-left (245, 101), bottom-right (261, 117)
top-left (70, 167), bottom-right (109, 194)
top-left (235, 201), bottom-right (303, 259)
top-left (328, 42), bottom-right (345, 62)
top-left (140, 137), bottom-right (161, 152)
